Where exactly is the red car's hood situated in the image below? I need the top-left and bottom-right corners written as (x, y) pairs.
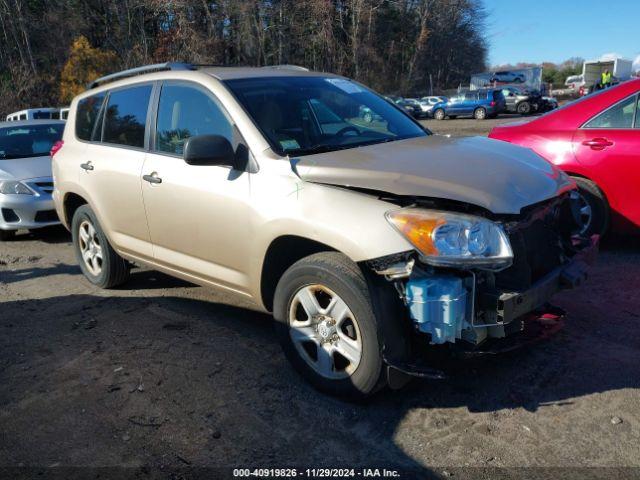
top-left (292, 135), bottom-right (574, 215)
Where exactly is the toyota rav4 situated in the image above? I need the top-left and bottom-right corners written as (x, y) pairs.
top-left (52, 63), bottom-right (597, 399)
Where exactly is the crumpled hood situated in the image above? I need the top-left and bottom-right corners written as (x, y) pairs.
top-left (291, 135), bottom-right (574, 214)
top-left (0, 156), bottom-right (52, 181)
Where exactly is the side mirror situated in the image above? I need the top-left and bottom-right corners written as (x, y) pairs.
top-left (183, 134), bottom-right (236, 168)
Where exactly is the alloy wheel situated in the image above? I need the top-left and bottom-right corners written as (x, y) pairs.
top-left (288, 284), bottom-right (362, 379)
top-left (78, 220), bottom-right (103, 276)
top-left (575, 191), bottom-right (593, 235)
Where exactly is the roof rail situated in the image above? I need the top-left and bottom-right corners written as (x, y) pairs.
top-left (262, 64), bottom-right (310, 72)
top-left (87, 62), bottom-right (195, 89)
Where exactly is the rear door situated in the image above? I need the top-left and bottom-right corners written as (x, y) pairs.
top-left (141, 80), bottom-right (252, 291)
top-left (572, 92), bottom-right (640, 229)
top-left (447, 95), bottom-right (465, 115)
top-left (81, 84), bottom-right (154, 258)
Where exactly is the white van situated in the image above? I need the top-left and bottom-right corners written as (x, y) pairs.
top-left (6, 108), bottom-right (61, 122)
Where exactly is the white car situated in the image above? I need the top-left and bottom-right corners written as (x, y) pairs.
top-left (0, 120), bottom-right (64, 240)
top-left (419, 96), bottom-right (447, 116)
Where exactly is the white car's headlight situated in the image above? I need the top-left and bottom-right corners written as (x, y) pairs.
top-left (0, 181), bottom-right (33, 195)
top-left (386, 208), bottom-right (513, 270)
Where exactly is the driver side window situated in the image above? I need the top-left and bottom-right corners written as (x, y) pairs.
top-left (155, 83), bottom-right (233, 155)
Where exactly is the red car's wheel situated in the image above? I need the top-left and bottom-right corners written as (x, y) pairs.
top-left (572, 177), bottom-right (610, 237)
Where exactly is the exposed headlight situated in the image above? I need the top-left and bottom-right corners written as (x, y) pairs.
top-left (386, 208), bottom-right (513, 270)
top-left (0, 181), bottom-right (33, 195)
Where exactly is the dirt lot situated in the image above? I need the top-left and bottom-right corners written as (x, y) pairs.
top-left (420, 114), bottom-right (529, 137)
top-left (1, 118), bottom-right (639, 478)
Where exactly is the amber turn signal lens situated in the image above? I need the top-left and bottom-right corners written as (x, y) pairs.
top-left (386, 211), bottom-right (445, 256)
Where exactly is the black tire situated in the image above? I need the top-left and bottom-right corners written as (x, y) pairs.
top-left (473, 107), bottom-right (487, 120)
top-left (0, 230), bottom-right (15, 241)
top-left (273, 252), bottom-right (385, 400)
top-left (572, 177), bottom-right (609, 237)
top-left (71, 205), bottom-right (130, 288)
top-left (516, 101), bottom-right (531, 115)
top-left (433, 108), bottom-right (446, 120)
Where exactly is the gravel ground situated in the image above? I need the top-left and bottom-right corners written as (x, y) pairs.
top-left (419, 114), bottom-right (530, 137)
top-left (1, 117), bottom-right (639, 479)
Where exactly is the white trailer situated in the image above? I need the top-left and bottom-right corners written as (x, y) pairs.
top-left (582, 58), bottom-right (633, 87)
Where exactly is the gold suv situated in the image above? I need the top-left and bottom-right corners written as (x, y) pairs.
top-left (53, 63), bottom-right (596, 399)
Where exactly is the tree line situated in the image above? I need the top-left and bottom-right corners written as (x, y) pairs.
top-left (0, 0), bottom-right (488, 116)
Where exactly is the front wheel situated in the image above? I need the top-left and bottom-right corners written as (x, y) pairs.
top-left (72, 205), bottom-right (130, 288)
top-left (516, 101), bottom-right (531, 115)
top-left (572, 177), bottom-right (609, 237)
top-left (273, 252), bottom-right (385, 400)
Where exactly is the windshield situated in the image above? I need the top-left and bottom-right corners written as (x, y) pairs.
top-left (0, 124), bottom-right (64, 159)
top-left (224, 76), bottom-right (428, 156)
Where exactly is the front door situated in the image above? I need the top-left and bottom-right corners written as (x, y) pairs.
top-left (80, 84), bottom-right (154, 259)
top-left (141, 81), bottom-right (253, 292)
top-left (572, 92), bottom-right (640, 229)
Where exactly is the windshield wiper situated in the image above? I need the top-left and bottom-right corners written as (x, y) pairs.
top-left (286, 137), bottom-right (402, 157)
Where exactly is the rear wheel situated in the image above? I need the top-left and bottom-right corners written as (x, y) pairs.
top-left (433, 108), bottom-right (446, 120)
top-left (72, 205), bottom-right (130, 288)
top-left (474, 107), bottom-right (487, 120)
top-left (572, 177), bottom-right (609, 237)
top-left (0, 230), bottom-right (15, 241)
top-left (273, 252), bottom-right (385, 400)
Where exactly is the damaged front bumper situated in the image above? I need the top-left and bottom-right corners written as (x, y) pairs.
top-left (372, 235), bottom-right (598, 381)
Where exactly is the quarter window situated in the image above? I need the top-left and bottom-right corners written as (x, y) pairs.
top-left (584, 94), bottom-right (637, 129)
top-left (636, 96), bottom-right (640, 128)
top-left (155, 84), bottom-right (233, 155)
top-left (103, 85), bottom-right (152, 148)
top-left (76, 93), bottom-right (106, 141)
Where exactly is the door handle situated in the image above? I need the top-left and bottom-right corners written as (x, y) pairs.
top-left (143, 172), bottom-right (162, 184)
top-left (80, 161), bottom-right (94, 171)
top-left (582, 138), bottom-right (613, 150)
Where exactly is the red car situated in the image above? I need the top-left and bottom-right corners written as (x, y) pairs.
top-left (489, 79), bottom-right (640, 236)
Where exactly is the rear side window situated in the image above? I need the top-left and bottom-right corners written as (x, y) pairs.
top-left (584, 94), bottom-right (637, 129)
top-left (103, 85), bottom-right (152, 148)
top-left (464, 93), bottom-right (476, 101)
top-left (76, 94), bottom-right (106, 141)
top-left (155, 83), bottom-right (232, 155)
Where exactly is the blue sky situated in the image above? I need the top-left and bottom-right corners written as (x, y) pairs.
top-left (486, 0), bottom-right (640, 69)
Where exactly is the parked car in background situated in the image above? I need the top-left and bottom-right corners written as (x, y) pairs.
top-left (565, 74), bottom-right (586, 94)
top-left (0, 120), bottom-right (64, 240)
top-left (432, 89), bottom-right (506, 120)
top-left (394, 98), bottom-right (422, 118)
top-left (403, 98), bottom-right (427, 118)
top-left (489, 78), bottom-right (640, 236)
top-left (490, 71), bottom-right (525, 84)
top-left (6, 108), bottom-right (62, 122)
top-left (540, 96), bottom-right (559, 111)
top-left (501, 86), bottom-right (540, 115)
top-left (53, 63), bottom-right (594, 399)
top-left (419, 96), bottom-right (447, 116)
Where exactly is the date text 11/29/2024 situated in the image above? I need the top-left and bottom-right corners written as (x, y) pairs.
top-left (233, 468), bottom-right (401, 478)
